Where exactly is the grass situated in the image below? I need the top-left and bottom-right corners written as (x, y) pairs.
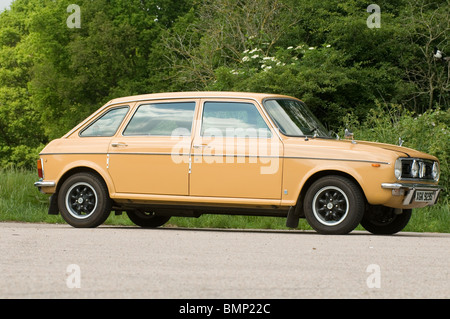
top-left (0, 168), bottom-right (448, 233)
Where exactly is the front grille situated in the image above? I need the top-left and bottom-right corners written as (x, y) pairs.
top-left (400, 158), bottom-right (435, 180)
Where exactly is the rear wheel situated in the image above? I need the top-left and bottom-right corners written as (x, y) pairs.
top-left (361, 206), bottom-right (412, 235)
top-left (58, 172), bottom-right (111, 228)
top-left (126, 210), bottom-right (171, 228)
top-left (303, 176), bottom-right (365, 235)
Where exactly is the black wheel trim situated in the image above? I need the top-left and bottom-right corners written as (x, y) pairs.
top-left (312, 186), bottom-right (349, 226)
top-left (65, 182), bottom-right (98, 219)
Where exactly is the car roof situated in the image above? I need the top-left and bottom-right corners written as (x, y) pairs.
top-left (63, 91), bottom-right (300, 138)
top-left (107, 91), bottom-right (297, 105)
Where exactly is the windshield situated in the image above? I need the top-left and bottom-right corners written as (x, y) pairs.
top-left (263, 99), bottom-right (330, 138)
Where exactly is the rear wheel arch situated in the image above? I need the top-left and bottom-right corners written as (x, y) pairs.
top-left (56, 166), bottom-right (112, 195)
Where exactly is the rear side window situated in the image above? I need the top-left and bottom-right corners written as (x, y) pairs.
top-left (123, 102), bottom-right (196, 136)
top-left (201, 101), bottom-right (272, 138)
top-left (80, 106), bottom-right (129, 137)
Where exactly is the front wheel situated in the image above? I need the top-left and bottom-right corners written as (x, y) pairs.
top-left (303, 176), bottom-right (365, 235)
top-left (361, 206), bottom-right (412, 235)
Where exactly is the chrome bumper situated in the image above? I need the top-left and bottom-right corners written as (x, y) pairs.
top-left (381, 183), bottom-right (442, 206)
top-left (34, 180), bottom-right (56, 188)
top-left (34, 180), bottom-right (56, 194)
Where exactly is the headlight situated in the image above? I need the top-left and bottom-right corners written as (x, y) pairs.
top-left (411, 160), bottom-right (419, 178)
top-left (432, 162), bottom-right (440, 181)
top-left (394, 158), bottom-right (439, 181)
top-left (419, 162), bottom-right (426, 178)
top-left (394, 159), bottom-right (402, 179)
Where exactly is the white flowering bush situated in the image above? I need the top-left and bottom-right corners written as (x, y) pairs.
top-left (209, 41), bottom-right (375, 124)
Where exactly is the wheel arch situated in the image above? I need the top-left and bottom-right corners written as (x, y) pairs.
top-left (296, 170), bottom-right (367, 212)
top-left (56, 166), bottom-right (112, 195)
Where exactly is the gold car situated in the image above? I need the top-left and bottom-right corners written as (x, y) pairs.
top-left (34, 92), bottom-right (442, 234)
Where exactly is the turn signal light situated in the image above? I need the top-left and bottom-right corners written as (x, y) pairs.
top-left (37, 159), bottom-right (43, 178)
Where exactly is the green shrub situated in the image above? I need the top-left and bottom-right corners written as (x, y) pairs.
top-left (342, 102), bottom-right (449, 197)
top-left (0, 144), bottom-right (44, 169)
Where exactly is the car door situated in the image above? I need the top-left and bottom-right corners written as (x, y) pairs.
top-left (107, 99), bottom-right (198, 195)
top-left (189, 99), bottom-right (283, 199)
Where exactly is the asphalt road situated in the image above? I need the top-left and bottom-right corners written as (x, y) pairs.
top-left (0, 222), bottom-right (449, 299)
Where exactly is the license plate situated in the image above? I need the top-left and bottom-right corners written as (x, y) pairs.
top-left (415, 191), bottom-right (434, 202)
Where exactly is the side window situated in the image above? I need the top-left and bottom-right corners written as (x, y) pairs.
top-left (80, 106), bottom-right (129, 137)
top-left (123, 102), bottom-right (196, 136)
top-left (201, 102), bottom-right (272, 138)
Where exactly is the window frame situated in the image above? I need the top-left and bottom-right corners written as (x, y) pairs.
top-left (79, 106), bottom-right (130, 138)
top-left (199, 100), bottom-right (273, 139)
top-left (262, 98), bottom-right (331, 139)
top-left (121, 101), bottom-right (197, 137)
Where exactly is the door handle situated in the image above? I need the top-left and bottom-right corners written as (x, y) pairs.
top-left (193, 144), bottom-right (210, 149)
top-left (111, 142), bottom-right (128, 147)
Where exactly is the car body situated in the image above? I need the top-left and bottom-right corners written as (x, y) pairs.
top-left (34, 92), bottom-right (442, 234)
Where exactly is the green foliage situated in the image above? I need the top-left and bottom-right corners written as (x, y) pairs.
top-left (343, 103), bottom-right (449, 196)
top-left (0, 0), bottom-right (449, 172)
top-left (0, 144), bottom-right (44, 169)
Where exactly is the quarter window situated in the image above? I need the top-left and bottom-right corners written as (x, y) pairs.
top-left (123, 102), bottom-right (196, 136)
top-left (201, 102), bottom-right (272, 138)
top-left (80, 106), bottom-right (129, 137)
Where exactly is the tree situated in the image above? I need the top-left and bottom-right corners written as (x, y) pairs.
top-left (401, 0), bottom-right (450, 112)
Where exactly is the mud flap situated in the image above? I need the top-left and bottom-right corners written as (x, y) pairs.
top-left (48, 194), bottom-right (59, 215)
top-left (286, 206), bottom-right (301, 228)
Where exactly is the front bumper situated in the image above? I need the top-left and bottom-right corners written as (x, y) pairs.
top-left (381, 182), bottom-right (442, 206)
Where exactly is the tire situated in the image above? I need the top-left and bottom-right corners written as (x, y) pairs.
top-left (58, 172), bottom-right (111, 228)
top-left (361, 206), bottom-right (412, 235)
top-left (303, 175), bottom-right (365, 235)
top-left (126, 210), bottom-right (171, 228)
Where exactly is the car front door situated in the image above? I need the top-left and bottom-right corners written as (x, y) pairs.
top-left (189, 99), bottom-right (283, 199)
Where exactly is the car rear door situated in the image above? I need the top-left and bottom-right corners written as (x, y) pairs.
top-left (107, 99), bottom-right (198, 195)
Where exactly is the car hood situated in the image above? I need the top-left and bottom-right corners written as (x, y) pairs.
top-left (282, 137), bottom-right (438, 163)
top-left (354, 140), bottom-right (437, 160)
